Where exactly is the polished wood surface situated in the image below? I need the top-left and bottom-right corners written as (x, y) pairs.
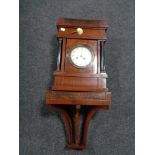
top-left (57, 17), bottom-right (108, 28)
top-left (46, 17), bottom-right (112, 150)
top-left (46, 90), bottom-right (111, 105)
top-left (65, 39), bottom-right (98, 74)
top-left (57, 27), bottom-right (107, 40)
top-left (57, 18), bottom-right (108, 40)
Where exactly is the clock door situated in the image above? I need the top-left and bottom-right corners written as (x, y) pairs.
top-left (65, 39), bottom-right (98, 74)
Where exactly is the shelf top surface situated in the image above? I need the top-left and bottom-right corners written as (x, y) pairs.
top-left (57, 17), bottom-right (108, 28)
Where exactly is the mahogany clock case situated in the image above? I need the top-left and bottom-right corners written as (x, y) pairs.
top-left (45, 18), bottom-right (112, 149)
top-left (20, 0), bottom-right (135, 154)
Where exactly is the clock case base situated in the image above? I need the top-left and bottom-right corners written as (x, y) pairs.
top-left (52, 71), bottom-right (108, 92)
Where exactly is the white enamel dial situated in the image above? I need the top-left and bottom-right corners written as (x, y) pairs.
top-left (70, 46), bottom-right (93, 67)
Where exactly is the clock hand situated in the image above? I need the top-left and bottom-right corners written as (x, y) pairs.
top-left (80, 48), bottom-right (83, 57)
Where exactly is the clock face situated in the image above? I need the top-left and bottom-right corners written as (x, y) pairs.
top-left (70, 46), bottom-right (93, 68)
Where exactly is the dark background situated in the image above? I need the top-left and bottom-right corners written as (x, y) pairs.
top-left (20, 0), bottom-right (135, 154)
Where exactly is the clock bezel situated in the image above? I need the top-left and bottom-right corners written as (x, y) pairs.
top-left (69, 45), bottom-right (94, 69)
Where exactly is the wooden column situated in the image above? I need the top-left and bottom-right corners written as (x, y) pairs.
top-left (75, 105), bottom-right (80, 144)
top-left (100, 41), bottom-right (106, 72)
top-left (57, 39), bottom-right (62, 71)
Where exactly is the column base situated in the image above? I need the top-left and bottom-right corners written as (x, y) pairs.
top-left (66, 144), bottom-right (86, 150)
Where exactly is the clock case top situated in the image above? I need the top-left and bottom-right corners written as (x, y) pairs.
top-left (52, 18), bottom-right (109, 92)
top-left (57, 17), bottom-right (108, 40)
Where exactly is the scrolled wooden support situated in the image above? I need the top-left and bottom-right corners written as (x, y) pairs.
top-left (82, 105), bottom-right (109, 145)
top-left (47, 104), bottom-right (109, 149)
top-left (47, 105), bottom-right (72, 144)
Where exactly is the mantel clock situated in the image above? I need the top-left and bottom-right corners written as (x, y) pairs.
top-left (46, 17), bottom-right (112, 150)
